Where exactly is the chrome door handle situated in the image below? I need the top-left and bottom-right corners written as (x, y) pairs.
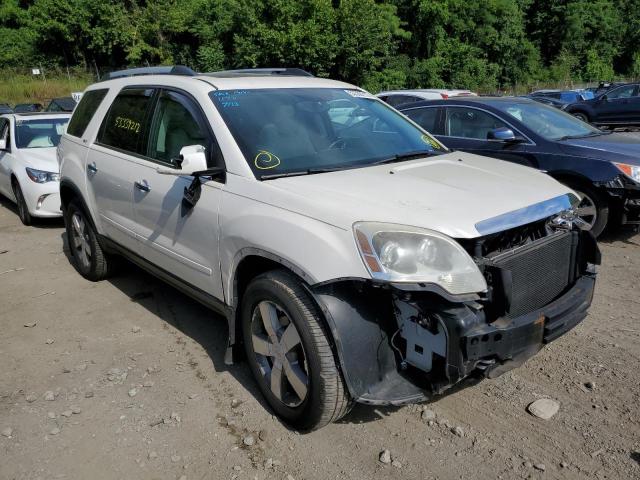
top-left (87, 162), bottom-right (97, 174)
top-left (134, 180), bottom-right (150, 192)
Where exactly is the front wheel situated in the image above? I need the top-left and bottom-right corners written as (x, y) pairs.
top-left (12, 180), bottom-right (32, 226)
top-left (241, 270), bottom-right (351, 431)
top-left (567, 182), bottom-right (609, 237)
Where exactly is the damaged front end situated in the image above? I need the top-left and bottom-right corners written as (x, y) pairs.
top-left (309, 211), bottom-right (600, 406)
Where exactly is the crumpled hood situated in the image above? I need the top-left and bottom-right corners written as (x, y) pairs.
top-left (558, 133), bottom-right (640, 166)
top-left (267, 151), bottom-right (573, 238)
top-left (18, 148), bottom-right (59, 172)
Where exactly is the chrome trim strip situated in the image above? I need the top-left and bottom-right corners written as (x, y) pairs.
top-left (475, 194), bottom-right (572, 235)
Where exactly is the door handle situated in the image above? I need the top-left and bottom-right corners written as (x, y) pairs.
top-left (87, 162), bottom-right (97, 174)
top-left (134, 180), bottom-right (151, 193)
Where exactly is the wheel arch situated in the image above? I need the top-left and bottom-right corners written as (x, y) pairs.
top-left (226, 250), bottom-right (352, 389)
top-left (59, 179), bottom-right (99, 231)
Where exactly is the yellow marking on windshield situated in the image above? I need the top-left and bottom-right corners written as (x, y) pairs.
top-left (254, 150), bottom-right (281, 170)
top-left (421, 134), bottom-right (441, 149)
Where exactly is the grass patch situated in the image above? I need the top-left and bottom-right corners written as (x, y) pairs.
top-left (0, 71), bottom-right (92, 106)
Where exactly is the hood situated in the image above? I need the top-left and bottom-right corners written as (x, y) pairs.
top-left (266, 152), bottom-right (573, 238)
top-left (558, 133), bottom-right (640, 165)
top-left (18, 147), bottom-right (59, 172)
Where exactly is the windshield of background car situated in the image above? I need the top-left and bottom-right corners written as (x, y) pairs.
top-left (209, 88), bottom-right (445, 177)
top-left (491, 101), bottom-right (601, 141)
top-left (15, 118), bottom-right (69, 149)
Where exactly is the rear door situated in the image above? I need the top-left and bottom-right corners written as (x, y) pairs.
top-left (439, 106), bottom-right (539, 168)
top-left (129, 88), bottom-right (225, 299)
top-left (88, 87), bottom-right (156, 252)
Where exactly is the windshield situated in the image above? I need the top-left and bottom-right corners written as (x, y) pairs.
top-left (209, 88), bottom-right (445, 178)
top-left (15, 118), bottom-right (69, 149)
top-left (491, 101), bottom-right (601, 141)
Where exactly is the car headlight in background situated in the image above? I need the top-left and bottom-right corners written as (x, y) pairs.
top-left (614, 163), bottom-right (640, 183)
top-left (25, 167), bottom-right (60, 183)
top-left (354, 222), bottom-right (487, 295)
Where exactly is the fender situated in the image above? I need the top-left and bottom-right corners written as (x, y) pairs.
top-left (59, 179), bottom-right (100, 232)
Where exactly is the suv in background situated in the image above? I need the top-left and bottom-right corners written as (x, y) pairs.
top-left (58, 66), bottom-right (599, 430)
top-left (565, 83), bottom-right (640, 126)
top-left (377, 89), bottom-right (477, 108)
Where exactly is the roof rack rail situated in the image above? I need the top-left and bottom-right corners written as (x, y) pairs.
top-left (204, 68), bottom-right (314, 78)
top-left (101, 65), bottom-right (196, 81)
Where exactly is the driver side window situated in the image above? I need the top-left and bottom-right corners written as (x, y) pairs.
top-left (147, 90), bottom-right (210, 167)
top-left (445, 107), bottom-right (508, 139)
top-left (606, 85), bottom-right (636, 100)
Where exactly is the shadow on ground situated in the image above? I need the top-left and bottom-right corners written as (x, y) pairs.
top-left (0, 195), bottom-right (64, 229)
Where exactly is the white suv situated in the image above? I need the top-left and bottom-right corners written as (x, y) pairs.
top-left (0, 112), bottom-right (71, 224)
top-left (58, 67), bottom-right (599, 430)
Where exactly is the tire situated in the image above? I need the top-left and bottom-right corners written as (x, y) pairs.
top-left (241, 270), bottom-right (352, 431)
top-left (572, 112), bottom-right (590, 123)
top-left (566, 181), bottom-right (609, 238)
top-left (64, 200), bottom-right (113, 281)
top-left (12, 180), bottom-right (32, 226)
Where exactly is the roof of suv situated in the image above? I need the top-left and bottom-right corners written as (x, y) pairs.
top-left (3, 112), bottom-right (72, 120)
top-left (89, 71), bottom-right (358, 93)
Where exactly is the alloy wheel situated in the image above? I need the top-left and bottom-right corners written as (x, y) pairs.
top-left (250, 301), bottom-right (309, 407)
top-left (574, 190), bottom-right (597, 230)
top-left (70, 212), bottom-right (92, 270)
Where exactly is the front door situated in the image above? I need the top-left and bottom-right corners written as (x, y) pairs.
top-left (439, 106), bottom-right (539, 168)
top-left (130, 89), bottom-right (225, 300)
top-left (594, 84), bottom-right (639, 123)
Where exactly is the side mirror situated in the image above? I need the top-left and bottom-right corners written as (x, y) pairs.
top-left (157, 145), bottom-right (208, 175)
top-left (600, 94), bottom-right (608, 102)
top-left (487, 127), bottom-right (521, 143)
top-left (0, 139), bottom-right (6, 150)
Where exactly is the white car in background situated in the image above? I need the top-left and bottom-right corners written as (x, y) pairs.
top-left (0, 112), bottom-right (71, 225)
top-left (377, 89), bottom-right (477, 108)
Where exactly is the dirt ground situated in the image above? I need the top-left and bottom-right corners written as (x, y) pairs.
top-left (1, 195), bottom-right (640, 480)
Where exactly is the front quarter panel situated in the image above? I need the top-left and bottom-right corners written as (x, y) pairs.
top-left (219, 175), bottom-right (369, 305)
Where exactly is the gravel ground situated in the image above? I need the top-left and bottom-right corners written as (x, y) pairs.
top-left (1, 195), bottom-right (640, 480)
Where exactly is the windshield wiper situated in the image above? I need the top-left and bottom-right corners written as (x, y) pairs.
top-left (260, 166), bottom-right (347, 180)
top-left (557, 131), bottom-right (609, 141)
top-left (370, 149), bottom-right (441, 166)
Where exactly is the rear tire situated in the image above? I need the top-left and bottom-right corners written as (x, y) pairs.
top-left (12, 180), bottom-right (32, 226)
top-left (566, 181), bottom-right (609, 237)
top-left (64, 200), bottom-right (114, 281)
top-left (241, 270), bottom-right (352, 431)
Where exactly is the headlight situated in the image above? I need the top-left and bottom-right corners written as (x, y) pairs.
top-left (614, 162), bottom-right (640, 183)
top-left (354, 222), bottom-right (487, 295)
top-left (25, 167), bottom-right (60, 183)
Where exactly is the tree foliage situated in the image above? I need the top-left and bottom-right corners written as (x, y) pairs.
top-left (0, 0), bottom-right (637, 91)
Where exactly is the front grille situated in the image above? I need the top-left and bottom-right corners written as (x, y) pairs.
top-left (485, 231), bottom-right (574, 318)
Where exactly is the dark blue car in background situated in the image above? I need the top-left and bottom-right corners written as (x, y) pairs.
top-left (564, 83), bottom-right (640, 127)
top-left (397, 97), bottom-right (640, 236)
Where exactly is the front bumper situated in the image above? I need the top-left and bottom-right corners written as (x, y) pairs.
top-left (22, 180), bottom-right (62, 217)
top-left (310, 229), bottom-right (599, 406)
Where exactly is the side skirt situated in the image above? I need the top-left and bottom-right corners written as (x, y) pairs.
top-left (99, 235), bottom-right (233, 332)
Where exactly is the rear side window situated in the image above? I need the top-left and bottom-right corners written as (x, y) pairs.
top-left (386, 95), bottom-right (422, 108)
top-left (67, 89), bottom-right (108, 137)
top-left (404, 107), bottom-right (439, 134)
top-left (97, 88), bottom-right (154, 155)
